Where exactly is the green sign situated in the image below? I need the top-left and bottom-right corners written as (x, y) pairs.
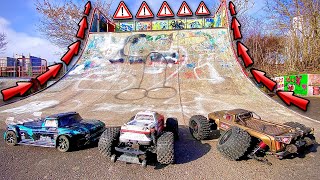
top-left (284, 74), bottom-right (308, 96)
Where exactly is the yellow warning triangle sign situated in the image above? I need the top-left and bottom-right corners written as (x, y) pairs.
top-left (196, 1), bottom-right (211, 16)
top-left (157, 1), bottom-right (174, 17)
top-left (113, 1), bottom-right (133, 19)
top-left (177, 1), bottom-right (193, 17)
top-left (136, 1), bottom-right (154, 18)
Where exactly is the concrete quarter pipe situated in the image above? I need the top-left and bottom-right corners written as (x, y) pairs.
top-left (0, 1), bottom-right (319, 179)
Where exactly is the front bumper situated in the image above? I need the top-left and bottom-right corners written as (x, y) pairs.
top-left (275, 137), bottom-right (315, 158)
top-left (119, 132), bottom-right (152, 145)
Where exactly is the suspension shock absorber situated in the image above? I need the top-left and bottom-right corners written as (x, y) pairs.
top-left (251, 141), bottom-right (268, 156)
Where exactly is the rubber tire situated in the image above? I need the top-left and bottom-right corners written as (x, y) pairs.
top-left (98, 127), bottom-right (120, 157)
top-left (57, 135), bottom-right (70, 152)
top-left (156, 132), bottom-right (174, 164)
top-left (217, 126), bottom-right (251, 160)
top-left (166, 118), bottom-right (179, 140)
top-left (189, 115), bottom-right (210, 140)
top-left (304, 135), bottom-right (316, 146)
top-left (283, 122), bottom-right (312, 134)
top-left (5, 131), bottom-right (17, 146)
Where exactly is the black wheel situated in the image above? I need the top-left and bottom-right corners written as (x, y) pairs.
top-left (166, 118), bottom-right (179, 140)
top-left (283, 122), bottom-right (312, 134)
top-left (98, 127), bottom-right (120, 157)
top-left (189, 115), bottom-right (210, 140)
top-left (110, 154), bottom-right (117, 163)
top-left (57, 135), bottom-right (70, 152)
top-left (217, 126), bottom-right (251, 160)
top-left (304, 134), bottom-right (316, 146)
top-left (156, 132), bottom-right (174, 164)
top-left (5, 131), bottom-right (17, 146)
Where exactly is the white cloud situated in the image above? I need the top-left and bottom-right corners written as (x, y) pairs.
top-left (0, 16), bottom-right (62, 63)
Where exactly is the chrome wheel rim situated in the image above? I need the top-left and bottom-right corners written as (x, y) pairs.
top-left (6, 133), bottom-right (15, 144)
top-left (58, 137), bottom-right (68, 151)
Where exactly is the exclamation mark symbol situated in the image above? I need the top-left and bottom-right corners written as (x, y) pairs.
top-left (184, 6), bottom-right (186, 14)
top-left (202, 6), bottom-right (204, 13)
top-left (164, 7), bottom-right (167, 14)
top-left (121, 7), bottom-right (124, 16)
top-left (144, 7), bottom-right (146, 15)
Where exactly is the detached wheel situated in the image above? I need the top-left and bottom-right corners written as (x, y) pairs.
top-left (217, 126), bottom-right (251, 160)
top-left (166, 118), bottom-right (179, 140)
top-left (157, 132), bottom-right (174, 164)
top-left (98, 127), bottom-right (120, 157)
top-left (57, 135), bottom-right (70, 152)
top-left (5, 131), bottom-right (17, 146)
top-left (189, 115), bottom-right (210, 140)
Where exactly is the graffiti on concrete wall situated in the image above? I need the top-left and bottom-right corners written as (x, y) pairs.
top-left (274, 76), bottom-right (285, 91)
top-left (308, 74), bottom-right (320, 96)
top-left (71, 28), bottom-right (230, 85)
top-left (152, 20), bottom-right (169, 30)
top-left (284, 74), bottom-right (308, 96)
top-left (186, 19), bottom-right (203, 29)
top-left (136, 21), bottom-right (152, 31)
top-left (116, 22), bottom-right (135, 32)
top-left (204, 18), bottom-right (215, 28)
top-left (169, 20), bottom-right (185, 30)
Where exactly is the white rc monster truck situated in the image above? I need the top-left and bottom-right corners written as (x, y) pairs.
top-left (98, 111), bottom-right (179, 167)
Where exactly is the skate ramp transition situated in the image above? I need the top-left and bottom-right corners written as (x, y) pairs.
top-left (0, 2), bottom-right (319, 136)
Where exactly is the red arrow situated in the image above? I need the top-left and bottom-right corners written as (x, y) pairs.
top-left (276, 91), bottom-right (310, 111)
top-left (229, 1), bottom-right (237, 16)
top-left (231, 17), bottom-right (242, 40)
top-left (61, 40), bottom-right (81, 65)
top-left (36, 63), bottom-right (63, 86)
top-left (237, 42), bottom-right (254, 67)
top-left (84, 1), bottom-right (92, 15)
top-left (1, 82), bottom-right (33, 101)
top-left (250, 69), bottom-right (276, 91)
top-left (76, 16), bottom-right (88, 39)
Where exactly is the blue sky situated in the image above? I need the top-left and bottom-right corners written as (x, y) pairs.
top-left (0, 0), bottom-right (265, 63)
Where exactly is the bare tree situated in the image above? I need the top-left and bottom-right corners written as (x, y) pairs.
top-left (0, 32), bottom-right (8, 54)
top-left (265, 0), bottom-right (320, 74)
top-left (35, 0), bottom-right (113, 48)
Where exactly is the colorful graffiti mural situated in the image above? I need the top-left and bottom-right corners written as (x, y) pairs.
top-left (169, 20), bottom-right (186, 30)
top-left (212, 7), bottom-right (227, 27)
top-left (186, 19), bottom-right (204, 29)
top-left (308, 74), bottom-right (320, 96)
top-left (152, 20), bottom-right (169, 30)
top-left (74, 28), bottom-right (230, 84)
top-left (116, 22), bottom-right (135, 32)
top-left (274, 74), bottom-right (320, 96)
top-left (136, 21), bottom-right (152, 31)
top-left (284, 74), bottom-right (308, 96)
top-left (204, 18), bottom-right (215, 28)
top-left (274, 77), bottom-right (285, 91)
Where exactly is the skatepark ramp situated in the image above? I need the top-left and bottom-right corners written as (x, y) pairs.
top-left (0, 1), bottom-right (318, 137)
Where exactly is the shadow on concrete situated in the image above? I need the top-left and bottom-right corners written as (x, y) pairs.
top-left (150, 125), bottom-right (212, 169)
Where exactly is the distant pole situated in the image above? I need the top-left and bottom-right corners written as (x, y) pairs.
top-left (97, 11), bottom-right (100, 32)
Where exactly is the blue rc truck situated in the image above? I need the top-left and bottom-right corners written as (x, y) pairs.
top-left (4, 112), bottom-right (105, 152)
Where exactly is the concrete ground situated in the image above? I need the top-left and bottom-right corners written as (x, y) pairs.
top-left (0, 120), bottom-right (319, 180)
top-left (272, 96), bottom-right (320, 121)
